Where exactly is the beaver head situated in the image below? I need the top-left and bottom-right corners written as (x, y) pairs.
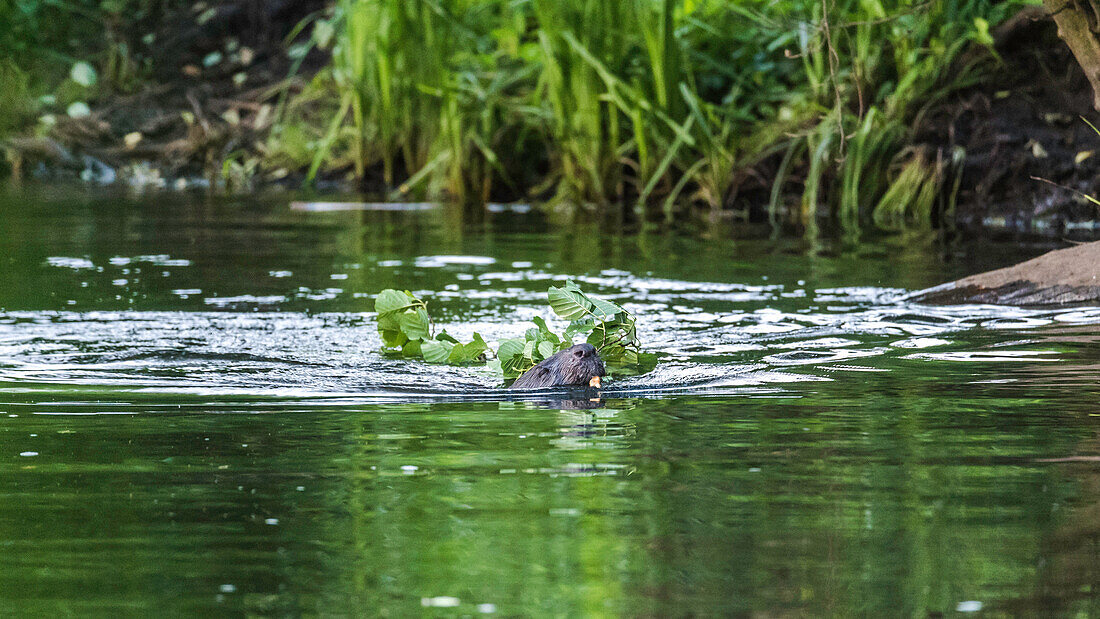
top-left (508, 343), bottom-right (607, 390)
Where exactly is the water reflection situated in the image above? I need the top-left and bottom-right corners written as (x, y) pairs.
top-left (1, 189), bottom-right (1099, 614)
top-left (5, 380), bottom-right (1097, 615)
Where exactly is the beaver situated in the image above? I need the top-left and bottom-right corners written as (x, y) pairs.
top-left (508, 343), bottom-right (607, 390)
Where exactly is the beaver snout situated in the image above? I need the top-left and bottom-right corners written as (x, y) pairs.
top-left (508, 343), bottom-right (607, 389)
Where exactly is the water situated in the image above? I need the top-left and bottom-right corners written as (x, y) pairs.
top-left (2, 189), bottom-right (1100, 615)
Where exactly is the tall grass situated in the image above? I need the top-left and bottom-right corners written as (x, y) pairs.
top-left (287, 0), bottom-right (1033, 229)
top-left (0, 61), bottom-right (32, 138)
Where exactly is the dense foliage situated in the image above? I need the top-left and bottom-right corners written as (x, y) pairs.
top-left (2, 0), bottom-right (1042, 230)
top-left (374, 281), bottom-right (653, 381)
top-left (274, 0), bottom-right (1034, 228)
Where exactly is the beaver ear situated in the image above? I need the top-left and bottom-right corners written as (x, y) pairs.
top-left (573, 348), bottom-right (585, 357)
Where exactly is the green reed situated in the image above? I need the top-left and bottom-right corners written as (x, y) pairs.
top-left (294, 0), bottom-right (1033, 229)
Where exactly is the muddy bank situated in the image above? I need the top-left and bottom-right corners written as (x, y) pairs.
top-left (917, 12), bottom-right (1100, 236)
top-left (1, 0), bottom-right (328, 191)
top-left (912, 240), bottom-right (1100, 306)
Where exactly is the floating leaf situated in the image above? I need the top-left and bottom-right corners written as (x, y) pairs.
top-left (436, 331), bottom-right (459, 344)
top-left (467, 333), bottom-right (488, 359)
top-left (496, 338), bottom-right (526, 376)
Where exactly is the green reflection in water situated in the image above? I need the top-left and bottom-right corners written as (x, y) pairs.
top-left (0, 369), bottom-right (1098, 615)
top-left (0, 187), bottom-right (1098, 616)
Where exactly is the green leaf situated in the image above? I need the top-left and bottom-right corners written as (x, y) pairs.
top-left (373, 280), bottom-right (653, 380)
top-left (375, 289), bottom-right (414, 316)
top-left (433, 331), bottom-right (457, 344)
top-left (401, 339), bottom-right (422, 357)
top-left (548, 282), bottom-right (594, 320)
top-left (380, 328), bottom-right (408, 349)
top-left (422, 339), bottom-right (455, 363)
top-left (496, 337), bottom-right (529, 377)
top-left (589, 297), bottom-right (624, 318)
top-left (497, 338), bottom-right (524, 361)
top-left (399, 307), bottom-right (430, 341)
top-left (447, 333), bottom-right (488, 364)
top-left (565, 319), bottom-right (595, 338)
top-left (466, 333), bottom-right (488, 359)
top-left (447, 342), bottom-right (468, 364)
top-left (537, 340), bottom-right (554, 359)
top-left (604, 352), bottom-right (658, 376)
top-left (501, 357), bottom-right (521, 376)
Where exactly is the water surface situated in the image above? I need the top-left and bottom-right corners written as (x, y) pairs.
top-left (2, 189), bottom-right (1099, 615)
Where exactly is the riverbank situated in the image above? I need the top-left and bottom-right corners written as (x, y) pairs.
top-left (2, 2), bottom-right (1098, 238)
top-left (913, 240), bottom-right (1100, 306)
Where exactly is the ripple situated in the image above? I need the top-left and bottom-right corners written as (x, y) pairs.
top-left (891, 337), bottom-right (951, 349)
top-left (415, 255), bottom-right (496, 267)
top-left (204, 295), bottom-right (288, 307)
top-left (904, 350), bottom-right (1061, 362)
top-left (762, 347), bottom-right (888, 366)
top-left (0, 280), bottom-right (1096, 399)
top-left (45, 257), bottom-right (95, 270)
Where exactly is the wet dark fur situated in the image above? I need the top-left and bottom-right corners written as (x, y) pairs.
top-left (508, 343), bottom-right (606, 389)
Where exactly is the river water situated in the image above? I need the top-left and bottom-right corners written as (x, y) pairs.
top-left (2, 189), bottom-right (1099, 615)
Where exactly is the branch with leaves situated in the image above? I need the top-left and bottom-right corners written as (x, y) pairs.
top-left (373, 281), bottom-right (656, 381)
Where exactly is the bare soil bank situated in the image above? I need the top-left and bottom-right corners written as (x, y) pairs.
top-left (916, 12), bottom-right (1100, 236)
top-left (912, 240), bottom-right (1100, 306)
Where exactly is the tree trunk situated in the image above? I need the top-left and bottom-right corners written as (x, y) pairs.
top-left (1044, 0), bottom-right (1100, 110)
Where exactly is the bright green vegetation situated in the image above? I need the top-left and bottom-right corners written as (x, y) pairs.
top-left (277, 0), bottom-right (1033, 228)
top-left (375, 281), bottom-right (651, 380)
top-left (375, 288), bottom-right (491, 363)
top-left (2, 1), bottom-right (1039, 230)
top-left (492, 280), bottom-right (653, 378)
